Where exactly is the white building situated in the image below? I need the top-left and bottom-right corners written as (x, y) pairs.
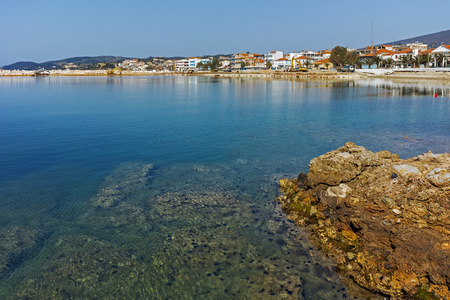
top-left (264, 51), bottom-right (283, 65)
top-left (188, 57), bottom-right (213, 70)
top-left (431, 45), bottom-right (450, 67)
top-left (290, 50), bottom-right (322, 61)
top-left (272, 57), bottom-right (290, 69)
top-left (175, 59), bottom-right (189, 71)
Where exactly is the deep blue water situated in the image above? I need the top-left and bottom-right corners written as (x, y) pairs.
top-left (0, 75), bottom-right (449, 299)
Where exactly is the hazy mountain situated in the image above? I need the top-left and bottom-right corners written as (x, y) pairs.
top-left (381, 29), bottom-right (450, 47)
top-left (1, 55), bottom-right (187, 70)
top-left (1, 56), bottom-right (129, 70)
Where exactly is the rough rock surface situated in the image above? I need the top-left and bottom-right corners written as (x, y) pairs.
top-left (278, 143), bottom-right (450, 299)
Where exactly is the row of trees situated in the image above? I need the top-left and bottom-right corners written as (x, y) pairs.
top-left (363, 53), bottom-right (447, 69)
top-left (330, 45), bottom-right (448, 69)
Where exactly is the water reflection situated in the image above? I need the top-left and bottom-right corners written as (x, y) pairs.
top-left (0, 75), bottom-right (448, 299)
top-left (355, 78), bottom-right (450, 97)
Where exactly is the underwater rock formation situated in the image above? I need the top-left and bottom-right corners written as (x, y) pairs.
top-left (278, 143), bottom-right (450, 299)
top-left (0, 226), bottom-right (45, 279)
top-left (91, 163), bottom-right (154, 208)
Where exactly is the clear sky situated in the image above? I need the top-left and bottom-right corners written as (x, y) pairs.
top-left (1, 0), bottom-right (449, 66)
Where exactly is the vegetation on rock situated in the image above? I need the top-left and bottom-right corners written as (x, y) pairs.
top-left (278, 143), bottom-right (450, 299)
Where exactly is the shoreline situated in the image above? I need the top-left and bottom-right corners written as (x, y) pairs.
top-left (2, 69), bottom-right (450, 81)
top-left (278, 143), bottom-right (450, 299)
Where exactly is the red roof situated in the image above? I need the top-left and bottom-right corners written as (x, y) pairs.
top-left (314, 58), bottom-right (331, 64)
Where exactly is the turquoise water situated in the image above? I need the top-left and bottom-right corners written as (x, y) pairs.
top-left (0, 75), bottom-right (449, 299)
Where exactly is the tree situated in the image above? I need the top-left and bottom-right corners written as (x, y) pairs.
top-left (362, 57), bottom-right (375, 69)
top-left (346, 52), bottom-right (359, 66)
top-left (372, 55), bottom-right (382, 69)
top-left (240, 62), bottom-right (246, 69)
top-left (420, 54), bottom-right (430, 67)
top-left (433, 53), bottom-right (444, 67)
top-left (211, 57), bottom-right (220, 70)
top-left (401, 55), bottom-right (410, 68)
top-left (196, 62), bottom-right (205, 70)
top-left (304, 59), bottom-right (312, 69)
top-left (412, 56), bottom-right (421, 68)
top-left (384, 58), bottom-right (394, 68)
top-left (330, 46), bottom-right (348, 66)
top-left (266, 61), bottom-right (272, 70)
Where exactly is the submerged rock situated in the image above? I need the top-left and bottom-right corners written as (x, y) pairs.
top-left (91, 163), bottom-right (154, 208)
top-left (278, 143), bottom-right (450, 299)
top-left (0, 226), bottom-right (46, 279)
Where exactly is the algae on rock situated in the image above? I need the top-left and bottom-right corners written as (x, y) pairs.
top-left (278, 143), bottom-right (450, 299)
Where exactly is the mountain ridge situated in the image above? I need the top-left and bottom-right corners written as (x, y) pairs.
top-left (379, 29), bottom-right (450, 47)
top-left (1, 55), bottom-right (185, 70)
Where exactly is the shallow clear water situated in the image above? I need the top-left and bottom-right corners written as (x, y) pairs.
top-left (0, 76), bottom-right (449, 299)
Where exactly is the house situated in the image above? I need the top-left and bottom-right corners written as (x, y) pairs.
top-left (318, 50), bottom-right (332, 59)
top-left (174, 59), bottom-right (189, 71)
top-left (272, 57), bottom-right (290, 70)
top-left (188, 57), bottom-right (212, 70)
top-left (288, 55), bottom-right (312, 69)
top-left (313, 58), bottom-right (333, 70)
top-left (231, 53), bottom-right (263, 69)
top-left (432, 45), bottom-right (450, 54)
top-left (264, 51), bottom-right (283, 66)
top-left (392, 48), bottom-right (413, 66)
top-left (358, 52), bottom-right (377, 68)
top-left (431, 45), bottom-right (450, 67)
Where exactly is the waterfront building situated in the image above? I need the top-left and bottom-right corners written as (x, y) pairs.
top-left (313, 58), bottom-right (333, 69)
top-left (188, 57), bottom-right (213, 70)
top-left (175, 59), bottom-right (189, 71)
top-left (231, 53), bottom-right (263, 69)
top-left (272, 57), bottom-right (290, 69)
top-left (431, 45), bottom-right (450, 67)
top-left (264, 51), bottom-right (283, 65)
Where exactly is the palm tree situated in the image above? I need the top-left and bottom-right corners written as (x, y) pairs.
top-left (384, 58), bottom-right (394, 68)
top-left (433, 53), bottom-right (444, 67)
top-left (372, 55), bottom-right (382, 69)
top-left (365, 57), bottom-right (375, 69)
top-left (412, 56), bottom-right (421, 68)
top-left (304, 59), bottom-right (312, 69)
top-left (400, 55), bottom-right (409, 68)
top-left (420, 54), bottom-right (430, 68)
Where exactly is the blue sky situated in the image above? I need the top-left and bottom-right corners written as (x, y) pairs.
top-left (1, 0), bottom-right (449, 66)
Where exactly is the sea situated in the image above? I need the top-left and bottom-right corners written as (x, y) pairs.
top-left (0, 75), bottom-right (449, 299)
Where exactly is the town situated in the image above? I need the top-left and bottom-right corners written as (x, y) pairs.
top-left (71, 43), bottom-right (450, 72)
top-left (2, 43), bottom-right (450, 76)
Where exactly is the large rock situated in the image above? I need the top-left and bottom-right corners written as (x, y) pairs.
top-left (278, 143), bottom-right (450, 299)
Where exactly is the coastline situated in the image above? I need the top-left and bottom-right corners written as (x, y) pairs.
top-left (2, 68), bottom-right (450, 81)
top-left (278, 143), bottom-right (450, 299)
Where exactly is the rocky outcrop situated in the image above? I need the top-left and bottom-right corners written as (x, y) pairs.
top-left (278, 143), bottom-right (450, 299)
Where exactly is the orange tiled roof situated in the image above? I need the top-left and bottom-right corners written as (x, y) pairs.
top-left (420, 49), bottom-right (435, 55)
top-left (313, 58), bottom-right (331, 64)
top-left (394, 49), bottom-right (412, 54)
top-left (359, 52), bottom-right (376, 57)
top-left (293, 55), bottom-right (310, 60)
top-left (375, 49), bottom-right (393, 55)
